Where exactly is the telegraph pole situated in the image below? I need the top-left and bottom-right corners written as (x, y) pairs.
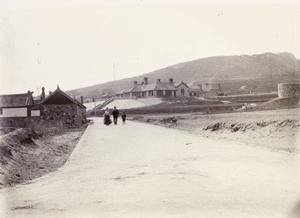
top-left (93, 98), bottom-right (96, 117)
top-left (113, 62), bottom-right (116, 96)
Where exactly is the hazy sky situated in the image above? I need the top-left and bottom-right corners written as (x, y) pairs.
top-left (0, 0), bottom-right (299, 95)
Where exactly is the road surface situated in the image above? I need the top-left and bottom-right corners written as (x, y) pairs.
top-left (1, 118), bottom-right (299, 218)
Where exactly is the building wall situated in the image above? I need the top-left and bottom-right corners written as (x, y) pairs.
top-left (0, 108), bottom-right (28, 117)
top-left (40, 104), bottom-right (84, 128)
top-left (189, 91), bottom-right (202, 97)
top-left (176, 84), bottom-right (189, 97)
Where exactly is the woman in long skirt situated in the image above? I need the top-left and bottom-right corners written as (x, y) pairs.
top-left (103, 107), bottom-right (112, 126)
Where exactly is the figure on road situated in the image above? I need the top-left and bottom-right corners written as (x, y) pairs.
top-left (103, 107), bottom-right (112, 126)
top-left (121, 112), bottom-right (127, 124)
top-left (112, 106), bottom-right (119, 125)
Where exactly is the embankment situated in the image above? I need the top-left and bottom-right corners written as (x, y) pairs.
top-left (131, 108), bottom-right (300, 154)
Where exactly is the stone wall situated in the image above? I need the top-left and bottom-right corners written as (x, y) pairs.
top-left (0, 117), bottom-right (40, 127)
top-left (278, 83), bottom-right (300, 98)
top-left (40, 104), bottom-right (84, 128)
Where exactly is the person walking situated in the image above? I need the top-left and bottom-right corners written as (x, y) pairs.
top-left (121, 112), bottom-right (127, 124)
top-left (103, 107), bottom-right (112, 126)
top-left (112, 106), bottom-right (119, 125)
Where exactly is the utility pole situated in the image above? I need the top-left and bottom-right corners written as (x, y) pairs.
top-left (93, 98), bottom-right (96, 117)
top-left (113, 62), bottom-right (116, 96)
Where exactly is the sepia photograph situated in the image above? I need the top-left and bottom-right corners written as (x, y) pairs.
top-left (0, 0), bottom-right (300, 217)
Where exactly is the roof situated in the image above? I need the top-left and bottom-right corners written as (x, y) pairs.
top-left (117, 81), bottom-right (177, 94)
top-left (174, 81), bottom-right (189, 88)
top-left (188, 84), bottom-right (203, 92)
top-left (39, 87), bottom-right (86, 109)
top-left (141, 83), bottom-right (157, 91)
top-left (188, 87), bottom-right (203, 92)
top-left (74, 99), bottom-right (87, 109)
top-left (116, 84), bottom-right (140, 95)
top-left (151, 82), bottom-right (177, 91)
top-left (0, 91), bottom-right (34, 108)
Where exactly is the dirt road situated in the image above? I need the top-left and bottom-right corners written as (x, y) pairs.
top-left (1, 118), bottom-right (299, 218)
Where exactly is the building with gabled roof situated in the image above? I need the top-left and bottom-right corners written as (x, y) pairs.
top-left (188, 84), bottom-right (203, 97)
top-left (174, 81), bottom-right (190, 97)
top-left (0, 91), bottom-right (35, 118)
top-left (0, 91), bottom-right (40, 127)
top-left (39, 86), bottom-right (87, 128)
top-left (116, 78), bottom-right (177, 98)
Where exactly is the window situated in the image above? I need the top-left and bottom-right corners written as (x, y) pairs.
top-left (181, 89), bottom-right (185, 96)
top-left (0, 108), bottom-right (2, 115)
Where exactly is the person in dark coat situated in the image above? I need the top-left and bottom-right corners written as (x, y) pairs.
top-left (112, 106), bottom-right (119, 125)
top-left (103, 107), bottom-right (112, 126)
top-left (121, 112), bottom-right (127, 124)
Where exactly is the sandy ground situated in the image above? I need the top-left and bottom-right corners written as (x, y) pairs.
top-left (104, 97), bottom-right (163, 110)
top-left (133, 108), bottom-right (300, 154)
top-left (0, 124), bottom-right (87, 189)
top-left (0, 117), bottom-right (300, 218)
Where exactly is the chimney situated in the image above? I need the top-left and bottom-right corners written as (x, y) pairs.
top-left (41, 87), bottom-right (45, 100)
top-left (134, 81), bottom-right (138, 85)
top-left (157, 78), bottom-right (161, 82)
top-left (81, 96), bottom-right (83, 104)
top-left (169, 78), bottom-right (174, 85)
top-left (144, 77), bottom-right (148, 85)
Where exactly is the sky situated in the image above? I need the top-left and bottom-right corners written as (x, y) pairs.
top-left (0, 0), bottom-right (299, 96)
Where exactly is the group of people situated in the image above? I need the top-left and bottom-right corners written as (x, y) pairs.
top-left (103, 106), bottom-right (127, 126)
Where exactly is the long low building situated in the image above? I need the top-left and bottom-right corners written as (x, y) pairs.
top-left (116, 78), bottom-right (177, 98)
top-left (116, 77), bottom-right (223, 98)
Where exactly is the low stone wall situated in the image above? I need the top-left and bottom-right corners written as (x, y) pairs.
top-left (278, 83), bottom-right (300, 98)
top-left (0, 117), bottom-right (40, 128)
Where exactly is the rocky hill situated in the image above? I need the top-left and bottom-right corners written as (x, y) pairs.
top-left (67, 52), bottom-right (300, 100)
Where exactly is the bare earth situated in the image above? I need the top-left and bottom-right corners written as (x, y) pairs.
top-left (134, 108), bottom-right (300, 154)
top-left (0, 108), bottom-right (299, 218)
top-left (0, 124), bottom-right (87, 189)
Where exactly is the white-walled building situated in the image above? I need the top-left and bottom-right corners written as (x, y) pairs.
top-left (0, 91), bottom-right (36, 118)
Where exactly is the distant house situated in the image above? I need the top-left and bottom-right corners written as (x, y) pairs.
top-left (188, 84), bottom-right (203, 97)
top-left (39, 87), bottom-right (87, 128)
top-left (116, 78), bottom-right (177, 98)
top-left (0, 91), bottom-right (35, 118)
top-left (175, 81), bottom-right (189, 97)
top-left (202, 83), bottom-right (224, 96)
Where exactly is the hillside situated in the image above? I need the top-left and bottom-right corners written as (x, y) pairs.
top-left (67, 52), bottom-right (300, 100)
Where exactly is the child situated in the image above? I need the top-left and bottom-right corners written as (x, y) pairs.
top-left (121, 112), bottom-right (127, 124)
